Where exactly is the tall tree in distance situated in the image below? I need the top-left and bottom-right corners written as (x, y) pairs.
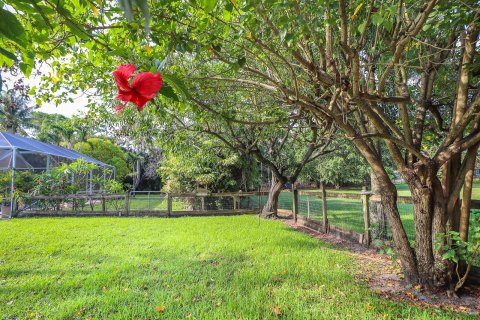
top-left (0, 77), bottom-right (36, 134)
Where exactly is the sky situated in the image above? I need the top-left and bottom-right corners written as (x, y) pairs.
top-left (37, 94), bottom-right (88, 117)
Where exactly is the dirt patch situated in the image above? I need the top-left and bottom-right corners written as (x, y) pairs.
top-left (285, 219), bottom-right (480, 316)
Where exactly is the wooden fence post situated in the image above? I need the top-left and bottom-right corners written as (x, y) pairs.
top-left (148, 191), bottom-right (151, 210)
top-left (102, 196), bottom-right (106, 213)
top-left (321, 182), bottom-right (328, 232)
top-left (124, 193), bottom-right (129, 216)
top-left (292, 185), bottom-right (298, 223)
top-left (167, 193), bottom-right (172, 217)
top-left (360, 187), bottom-right (372, 246)
top-left (307, 197), bottom-right (310, 219)
top-left (232, 196), bottom-right (237, 210)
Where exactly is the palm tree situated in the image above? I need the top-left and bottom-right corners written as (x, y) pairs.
top-left (50, 120), bottom-right (76, 149)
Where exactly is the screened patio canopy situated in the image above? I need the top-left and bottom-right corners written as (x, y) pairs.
top-left (0, 132), bottom-right (114, 170)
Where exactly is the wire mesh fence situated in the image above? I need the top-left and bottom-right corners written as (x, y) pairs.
top-left (225, 191), bottom-right (294, 212)
top-left (129, 191), bottom-right (167, 211)
top-left (168, 192), bottom-right (267, 214)
top-left (17, 194), bottom-right (126, 216)
top-left (296, 189), bottom-right (480, 246)
top-left (298, 192), bottom-right (365, 234)
top-left (14, 191), bottom-right (269, 217)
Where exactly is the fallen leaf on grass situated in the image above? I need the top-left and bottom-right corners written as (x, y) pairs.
top-left (413, 284), bottom-right (422, 291)
top-left (365, 303), bottom-right (374, 311)
top-left (75, 306), bottom-right (88, 316)
top-left (155, 305), bottom-right (166, 314)
top-left (273, 306), bottom-right (281, 316)
top-left (457, 306), bottom-right (470, 313)
top-left (405, 292), bottom-right (415, 300)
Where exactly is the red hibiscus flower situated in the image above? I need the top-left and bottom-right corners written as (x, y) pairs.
top-left (113, 64), bottom-right (162, 112)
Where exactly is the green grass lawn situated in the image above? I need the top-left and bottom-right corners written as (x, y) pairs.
top-left (0, 216), bottom-right (470, 319)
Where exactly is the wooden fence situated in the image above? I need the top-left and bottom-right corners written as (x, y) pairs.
top-left (292, 189), bottom-right (480, 245)
top-left (292, 188), bottom-right (480, 284)
top-left (13, 191), bottom-right (268, 218)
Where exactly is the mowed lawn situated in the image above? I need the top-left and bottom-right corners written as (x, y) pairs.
top-left (0, 217), bottom-right (471, 319)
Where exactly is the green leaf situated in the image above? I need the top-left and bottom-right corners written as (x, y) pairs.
top-left (223, 9), bottom-right (231, 21)
top-left (19, 62), bottom-right (33, 77)
top-left (134, 0), bottom-right (151, 32)
top-left (64, 20), bottom-right (91, 40)
top-left (201, 0), bottom-right (218, 13)
top-left (422, 24), bottom-right (431, 32)
top-left (237, 57), bottom-right (246, 68)
top-left (279, 29), bottom-right (287, 42)
top-left (358, 21), bottom-right (367, 33)
top-left (159, 82), bottom-right (179, 101)
top-left (0, 8), bottom-right (27, 47)
top-left (162, 73), bottom-right (190, 100)
top-left (0, 47), bottom-right (17, 61)
top-left (372, 14), bottom-right (384, 26)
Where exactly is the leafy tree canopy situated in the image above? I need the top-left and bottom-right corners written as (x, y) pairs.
top-left (74, 137), bottom-right (130, 180)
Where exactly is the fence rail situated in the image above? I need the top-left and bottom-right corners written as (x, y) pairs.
top-left (289, 189), bottom-right (480, 246)
top-left (14, 191), bottom-right (269, 217)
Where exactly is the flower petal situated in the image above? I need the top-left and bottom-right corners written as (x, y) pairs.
top-left (116, 91), bottom-right (134, 103)
top-left (131, 72), bottom-right (163, 97)
top-left (130, 94), bottom-right (152, 110)
top-left (113, 64), bottom-right (135, 93)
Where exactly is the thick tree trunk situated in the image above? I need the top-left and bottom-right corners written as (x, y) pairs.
top-left (444, 155), bottom-right (462, 231)
top-left (370, 169), bottom-right (388, 238)
top-left (350, 138), bottom-right (420, 284)
top-left (410, 186), bottom-right (435, 287)
top-left (431, 176), bottom-right (452, 288)
top-left (404, 166), bottom-right (454, 289)
top-left (261, 176), bottom-right (285, 218)
top-left (375, 175), bottom-right (420, 284)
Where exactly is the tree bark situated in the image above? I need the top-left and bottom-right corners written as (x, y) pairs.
top-left (378, 178), bottom-right (420, 284)
top-left (369, 171), bottom-right (388, 239)
top-left (403, 165), bottom-right (455, 288)
top-left (460, 144), bottom-right (480, 241)
top-left (410, 186), bottom-right (435, 287)
top-left (261, 176), bottom-right (286, 217)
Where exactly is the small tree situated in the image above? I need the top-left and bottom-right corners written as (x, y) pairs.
top-left (303, 139), bottom-right (372, 189)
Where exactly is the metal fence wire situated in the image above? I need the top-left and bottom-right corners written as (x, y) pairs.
top-left (15, 191), bottom-right (269, 217)
top-left (298, 193), bottom-right (365, 234)
top-left (18, 194), bottom-right (126, 216)
top-left (128, 191), bottom-right (167, 211)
